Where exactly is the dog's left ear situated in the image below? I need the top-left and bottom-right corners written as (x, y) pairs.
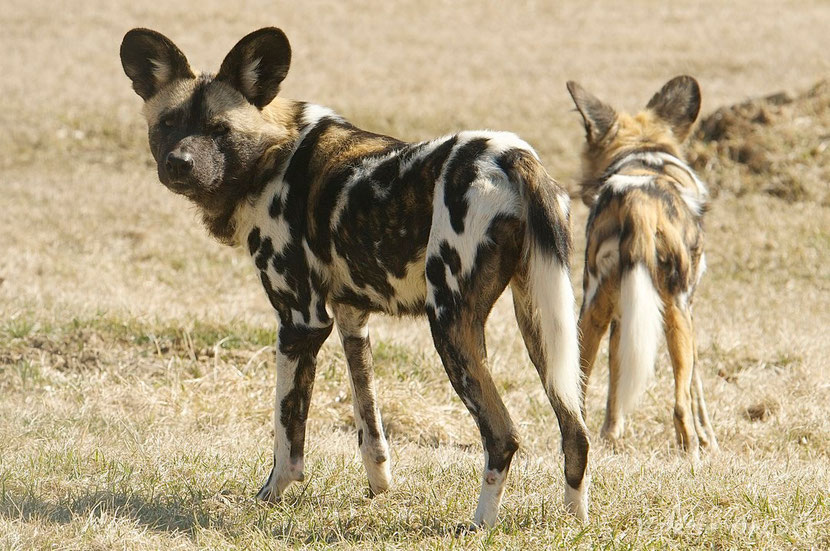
top-left (646, 75), bottom-right (701, 141)
top-left (216, 27), bottom-right (291, 109)
top-left (567, 81), bottom-right (618, 145)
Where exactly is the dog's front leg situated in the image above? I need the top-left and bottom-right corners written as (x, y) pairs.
top-left (332, 303), bottom-right (391, 495)
top-left (257, 322), bottom-right (332, 502)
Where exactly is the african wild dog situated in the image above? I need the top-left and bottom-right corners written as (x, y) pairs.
top-left (120, 27), bottom-right (589, 525)
top-left (567, 76), bottom-right (718, 459)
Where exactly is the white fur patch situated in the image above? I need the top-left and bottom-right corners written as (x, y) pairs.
top-left (584, 273), bottom-right (599, 307)
top-left (361, 447), bottom-right (391, 494)
top-left (482, 130), bottom-right (539, 159)
top-left (444, 264), bottom-right (461, 295)
top-left (386, 257), bottom-right (429, 314)
top-left (680, 252), bottom-right (707, 309)
top-left (290, 309), bottom-right (307, 326)
top-left (557, 191), bottom-right (571, 219)
top-left (149, 58), bottom-right (172, 85)
top-left (564, 477), bottom-right (589, 522)
top-left (677, 182), bottom-right (706, 216)
top-left (697, 253), bottom-right (707, 284)
top-left (241, 57), bottom-right (261, 97)
top-left (527, 257), bottom-right (581, 414)
top-left (607, 173), bottom-right (655, 193)
top-left (301, 103), bottom-right (342, 127)
top-left (617, 264), bottom-right (663, 413)
top-left (473, 454), bottom-right (508, 527)
top-left (606, 151), bottom-right (709, 215)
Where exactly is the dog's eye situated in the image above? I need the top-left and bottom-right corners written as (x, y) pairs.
top-left (161, 115), bottom-right (176, 128)
top-left (210, 124), bottom-right (230, 138)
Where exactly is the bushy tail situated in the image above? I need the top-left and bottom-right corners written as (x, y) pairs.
top-left (506, 149), bottom-right (581, 414)
top-left (617, 263), bottom-right (663, 413)
top-left (616, 203), bottom-right (664, 413)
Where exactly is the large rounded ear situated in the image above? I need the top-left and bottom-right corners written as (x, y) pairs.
top-left (567, 80), bottom-right (617, 144)
top-left (120, 28), bottom-right (195, 101)
top-left (216, 28), bottom-right (291, 109)
top-left (646, 75), bottom-right (701, 141)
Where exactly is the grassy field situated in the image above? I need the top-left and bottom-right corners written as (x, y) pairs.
top-left (2, 1), bottom-right (829, 548)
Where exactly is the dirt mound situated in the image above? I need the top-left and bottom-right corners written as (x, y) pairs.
top-left (688, 80), bottom-right (830, 205)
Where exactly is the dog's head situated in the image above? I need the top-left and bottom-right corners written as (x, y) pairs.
top-left (120, 28), bottom-right (294, 219)
top-left (567, 76), bottom-right (701, 206)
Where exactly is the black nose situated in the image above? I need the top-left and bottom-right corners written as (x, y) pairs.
top-left (165, 151), bottom-right (193, 179)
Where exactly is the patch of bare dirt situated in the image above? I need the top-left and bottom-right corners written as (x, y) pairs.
top-left (689, 80), bottom-right (830, 205)
top-left (744, 399), bottom-right (781, 422)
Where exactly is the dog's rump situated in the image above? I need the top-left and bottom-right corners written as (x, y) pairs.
top-left (586, 173), bottom-right (702, 297)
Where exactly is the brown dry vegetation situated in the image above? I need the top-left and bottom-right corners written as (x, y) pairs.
top-left (690, 80), bottom-right (830, 204)
top-left (1, 1), bottom-right (829, 549)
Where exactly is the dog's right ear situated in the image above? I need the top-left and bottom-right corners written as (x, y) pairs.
top-left (120, 28), bottom-right (195, 101)
top-left (567, 81), bottom-right (617, 144)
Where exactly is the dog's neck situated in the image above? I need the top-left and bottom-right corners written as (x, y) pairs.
top-left (225, 101), bottom-right (403, 248)
top-left (602, 150), bottom-right (707, 192)
top-left (582, 148), bottom-right (708, 210)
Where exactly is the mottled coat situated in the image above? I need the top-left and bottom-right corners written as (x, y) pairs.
top-left (568, 76), bottom-right (718, 458)
top-left (121, 27), bottom-right (590, 527)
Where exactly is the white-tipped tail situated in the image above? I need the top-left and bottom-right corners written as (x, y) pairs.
top-left (617, 263), bottom-right (663, 413)
top-left (527, 250), bottom-right (582, 415)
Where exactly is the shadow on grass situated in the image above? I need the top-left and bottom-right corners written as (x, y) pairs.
top-left (0, 489), bottom-right (230, 536)
top-left (0, 488), bottom-right (477, 544)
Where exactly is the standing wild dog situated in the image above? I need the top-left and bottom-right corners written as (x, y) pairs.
top-left (120, 27), bottom-right (590, 526)
top-left (567, 76), bottom-right (718, 459)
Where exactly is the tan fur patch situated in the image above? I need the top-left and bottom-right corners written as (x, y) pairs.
top-left (143, 78), bottom-right (198, 124)
top-left (579, 112), bottom-right (683, 206)
top-left (305, 127), bottom-right (397, 238)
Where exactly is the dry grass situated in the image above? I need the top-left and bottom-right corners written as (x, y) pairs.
top-left (1, 1), bottom-right (829, 549)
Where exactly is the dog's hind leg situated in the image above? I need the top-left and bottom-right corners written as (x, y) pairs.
top-left (663, 303), bottom-right (700, 461)
top-left (689, 320), bottom-right (718, 451)
top-left (601, 320), bottom-right (627, 444)
top-left (425, 216), bottom-right (523, 528)
top-left (428, 310), bottom-right (518, 528)
top-left (257, 322), bottom-right (332, 502)
top-left (332, 303), bottom-right (392, 495)
top-left (577, 275), bottom-right (615, 417)
top-left (576, 271), bottom-right (624, 446)
top-left (512, 263), bottom-right (590, 522)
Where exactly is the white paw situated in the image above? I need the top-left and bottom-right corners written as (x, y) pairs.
top-left (565, 481), bottom-right (589, 522)
top-left (365, 458), bottom-right (391, 496)
top-left (472, 468), bottom-right (507, 527)
top-left (256, 458), bottom-right (304, 502)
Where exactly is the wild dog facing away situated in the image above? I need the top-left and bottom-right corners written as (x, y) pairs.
top-left (567, 76), bottom-right (718, 460)
top-left (120, 27), bottom-right (589, 527)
